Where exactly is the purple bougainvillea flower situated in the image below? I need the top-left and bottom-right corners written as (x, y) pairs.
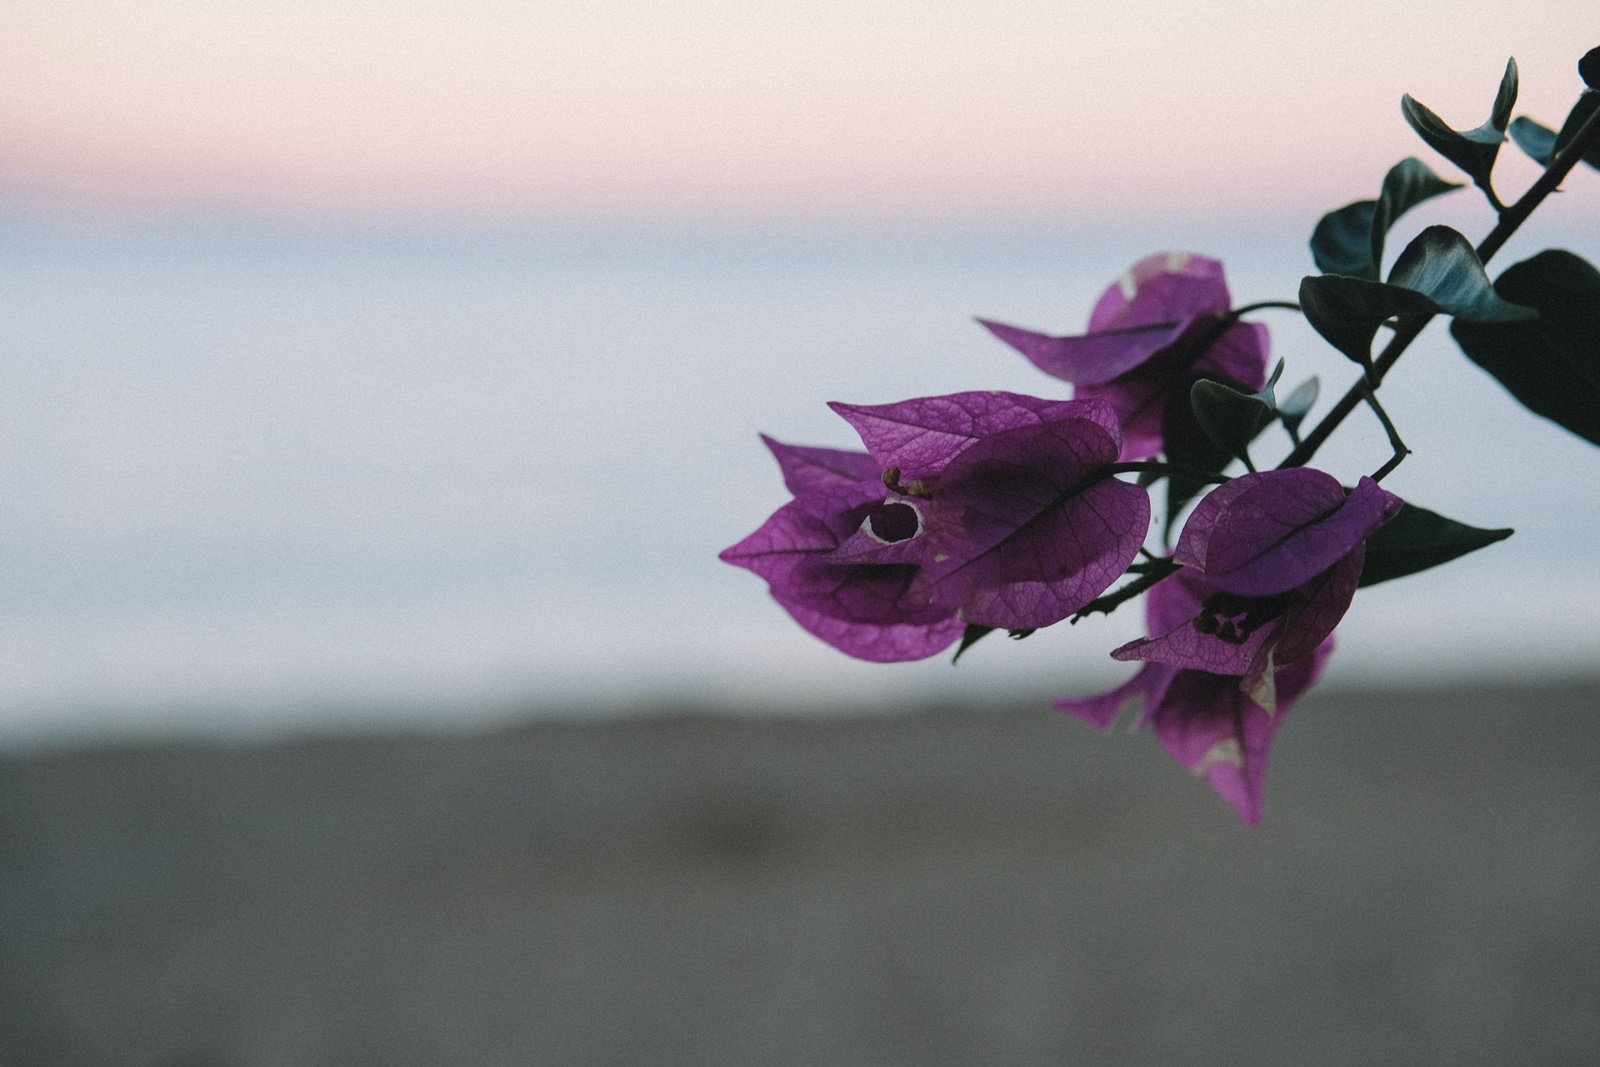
top-left (979, 253), bottom-right (1269, 459)
top-left (1058, 571), bottom-right (1330, 824)
top-left (1174, 468), bottom-right (1402, 596)
top-left (722, 393), bottom-right (1152, 656)
top-left (827, 394), bottom-right (1148, 628)
top-left (720, 437), bottom-right (965, 662)
top-left (1112, 470), bottom-right (1401, 709)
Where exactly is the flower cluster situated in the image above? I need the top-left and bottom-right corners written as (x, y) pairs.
top-left (724, 255), bottom-right (1406, 822)
top-left (721, 50), bottom-right (1600, 824)
top-left (1064, 469), bottom-right (1400, 823)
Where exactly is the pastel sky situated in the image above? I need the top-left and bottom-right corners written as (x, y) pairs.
top-left (3, 1), bottom-right (1596, 226)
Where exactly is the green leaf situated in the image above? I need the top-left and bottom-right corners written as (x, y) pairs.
top-left (1159, 375), bottom-right (1240, 540)
top-left (1508, 116), bottom-right (1558, 165)
top-left (1299, 273), bottom-right (1437, 365)
top-left (1368, 159), bottom-right (1463, 274)
top-left (1490, 56), bottom-right (1519, 132)
top-left (1552, 91), bottom-right (1600, 172)
top-left (1451, 249), bottom-right (1600, 446)
top-left (1358, 502), bottom-right (1513, 587)
top-left (1388, 225), bottom-right (1538, 323)
top-left (1301, 227), bottom-right (1533, 366)
top-left (1309, 201), bottom-right (1376, 279)
top-left (1278, 376), bottom-right (1319, 419)
top-left (1310, 158), bottom-right (1462, 280)
top-left (1257, 358), bottom-right (1284, 407)
top-left (952, 624), bottom-right (994, 663)
top-left (1580, 46), bottom-right (1600, 90)
top-left (1190, 378), bottom-right (1275, 465)
top-left (1277, 376), bottom-right (1319, 438)
top-left (1401, 58), bottom-right (1517, 203)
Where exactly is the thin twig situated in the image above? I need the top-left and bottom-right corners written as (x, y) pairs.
top-left (1362, 386), bottom-right (1410, 481)
top-left (1232, 300), bottom-right (1304, 316)
top-left (1106, 461), bottom-right (1231, 485)
top-left (1071, 559), bottom-right (1181, 622)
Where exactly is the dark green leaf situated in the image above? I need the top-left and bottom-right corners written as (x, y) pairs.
top-left (1552, 91), bottom-right (1600, 172)
top-left (1580, 46), bottom-right (1600, 90)
top-left (1277, 376), bottom-right (1319, 438)
top-left (1159, 375), bottom-right (1240, 540)
top-left (1299, 273), bottom-right (1437, 365)
top-left (1008, 628), bottom-right (1036, 640)
top-left (1278, 376), bottom-right (1319, 419)
top-left (1401, 95), bottom-right (1493, 184)
top-left (1359, 502), bottom-right (1513, 587)
top-left (1401, 59), bottom-right (1517, 202)
top-left (1301, 228), bottom-right (1529, 366)
top-left (1490, 57), bottom-right (1519, 133)
top-left (1368, 159), bottom-right (1463, 273)
top-left (1258, 358), bottom-right (1284, 408)
top-left (1190, 379), bottom-right (1274, 464)
top-left (1451, 249), bottom-right (1600, 446)
top-left (952, 624), bottom-right (994, 663)
top-left (1310, 201), bottom-right (1377, 278)
top-left (1310, 158), bottom-right (1462, 280)
top-left (1388, 226), bottom-right (1537, 323)
top-left (1508, 116), bottom-right (1558, 165)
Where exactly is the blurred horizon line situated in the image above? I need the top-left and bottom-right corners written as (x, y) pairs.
top-left (9, 198), bottom-right (1600, 255)
top-left (0, 194), bottom-right (1354, 245)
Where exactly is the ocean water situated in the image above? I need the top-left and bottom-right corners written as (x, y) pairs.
top-left (2, 217), bottom-right (1597, 743)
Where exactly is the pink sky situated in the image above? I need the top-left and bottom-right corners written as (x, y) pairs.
top-left (3, 1), bottom-right (1596, 227)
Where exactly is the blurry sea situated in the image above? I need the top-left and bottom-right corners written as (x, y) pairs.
top-left (3, 213), bottom-right (1598, 744)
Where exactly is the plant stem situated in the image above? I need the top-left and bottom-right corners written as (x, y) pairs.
top-left (1362, 386), bottom-right (1410, 481)
top-left (1231, 300), bottom-right (1302, 316)
top-left (1279, 98), bottom-right (1600, 471)
top-left (1072, 558), bottom-right (1181, 622)
top-left (1107, 461), bottom-right (1230, 484)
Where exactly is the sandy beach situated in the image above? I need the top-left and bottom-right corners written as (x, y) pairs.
top-left (3, 679), bottom-right (1598, 1066)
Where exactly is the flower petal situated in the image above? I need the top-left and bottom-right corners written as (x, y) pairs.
top-left (1074, 317), bottom-right (1268, 459)
top-left (1112, 548), bottom-right (1363, 684)
top-left (721, 481), bottom-right (882, 569)
top-left (1177, 471), bottom-right (1402, 597)
top-left (1148, 640), bottom-right (1329, 825)
top-left (910, 417), bottom-right (1149, 629)
top-left (1055, 661), bottom-right (1178, 730)
top-left (979, 317), bottom-right (1196, 388)
top-left (773, 598), bottom-right (966, 663)
top-left (1194, 320), bottom-right (1271, 392)
top-left (720, 481), bottom-right (959, 660)
top-left (1089, 252), bottom-right (1232, 331)
top-left (1263, 545), bottom-right (1365, 669)
top-left (1144, 566), bottom-right (1208, 634)
top-left (828, 392), bottom-right (1115, 481)
top-left (826, 495), bottom-right (928, 564)
top-left (760, 435), bottom-right (880, 496)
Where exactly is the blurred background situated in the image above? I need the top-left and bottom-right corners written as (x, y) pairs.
top-left (2, 2), bottom-right (1598, 1064)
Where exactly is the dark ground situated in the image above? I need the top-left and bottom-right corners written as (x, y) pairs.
top-left (2, 680), bottom-right (1597, 1067)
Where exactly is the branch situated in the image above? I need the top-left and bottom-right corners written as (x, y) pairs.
top-left (1071, 558), bottom-right (1181, 622)
top-left (1279, 98), bottom-right (1600, 471)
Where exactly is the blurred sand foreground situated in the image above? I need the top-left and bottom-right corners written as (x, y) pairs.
top-left (2, 681), bottom-right (1598, 1067)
